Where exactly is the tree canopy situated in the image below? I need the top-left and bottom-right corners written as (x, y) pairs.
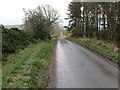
top-left (67, 2), bottom-right (120, 43)
top-left (23, 4), bottom-right (60, 40)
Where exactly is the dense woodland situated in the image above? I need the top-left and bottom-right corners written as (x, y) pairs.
top-left (67, 2), bottom-right (120, 46)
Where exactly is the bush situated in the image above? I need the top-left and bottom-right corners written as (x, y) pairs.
top-left (2, 28), bottom-right (33, 61)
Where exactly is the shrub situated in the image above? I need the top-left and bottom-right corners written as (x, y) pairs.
top-left (2, 28), bottom-right (33, 61)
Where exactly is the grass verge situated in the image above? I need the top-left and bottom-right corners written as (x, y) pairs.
top-left (2, 39), bottom-right (56, 88)
top-left (67, 37), bottom-right (120, 64)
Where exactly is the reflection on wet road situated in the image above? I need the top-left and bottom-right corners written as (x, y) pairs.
top-left (55, 39), bottom-right (118, 88)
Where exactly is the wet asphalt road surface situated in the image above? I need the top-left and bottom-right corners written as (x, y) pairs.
top-left (55, 39), bottom-right (118, 88)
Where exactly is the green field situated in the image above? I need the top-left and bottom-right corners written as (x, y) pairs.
top-left (2, 40), bottom-right (55, 88)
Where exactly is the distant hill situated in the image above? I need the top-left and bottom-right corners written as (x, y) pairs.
top-left (4, 24), bottom-right (24, 30)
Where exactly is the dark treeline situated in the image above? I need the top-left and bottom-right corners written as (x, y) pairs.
top-left (67, 2), bottom-right (120, 45)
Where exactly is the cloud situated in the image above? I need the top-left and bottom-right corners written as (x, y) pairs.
top-left (0, 0), bottom-right (72, 25)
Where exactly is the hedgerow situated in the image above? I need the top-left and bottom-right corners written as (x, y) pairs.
top-left (2, 28), bottom-right (33, 61)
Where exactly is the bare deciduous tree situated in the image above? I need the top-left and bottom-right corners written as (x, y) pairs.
top-left (23, 4), bottom-right (61, 40)
top-left (37, 4), bottom-right (60, 26)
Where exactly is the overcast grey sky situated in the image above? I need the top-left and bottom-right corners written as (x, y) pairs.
top-left (0, 0), bottom-right (72, 25)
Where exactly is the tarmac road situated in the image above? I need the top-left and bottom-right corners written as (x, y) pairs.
top-left (55, 39), bottom-right (118, 88)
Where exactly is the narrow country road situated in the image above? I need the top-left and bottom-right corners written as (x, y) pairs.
top-left (55, 39), bottom-right (118, 88)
